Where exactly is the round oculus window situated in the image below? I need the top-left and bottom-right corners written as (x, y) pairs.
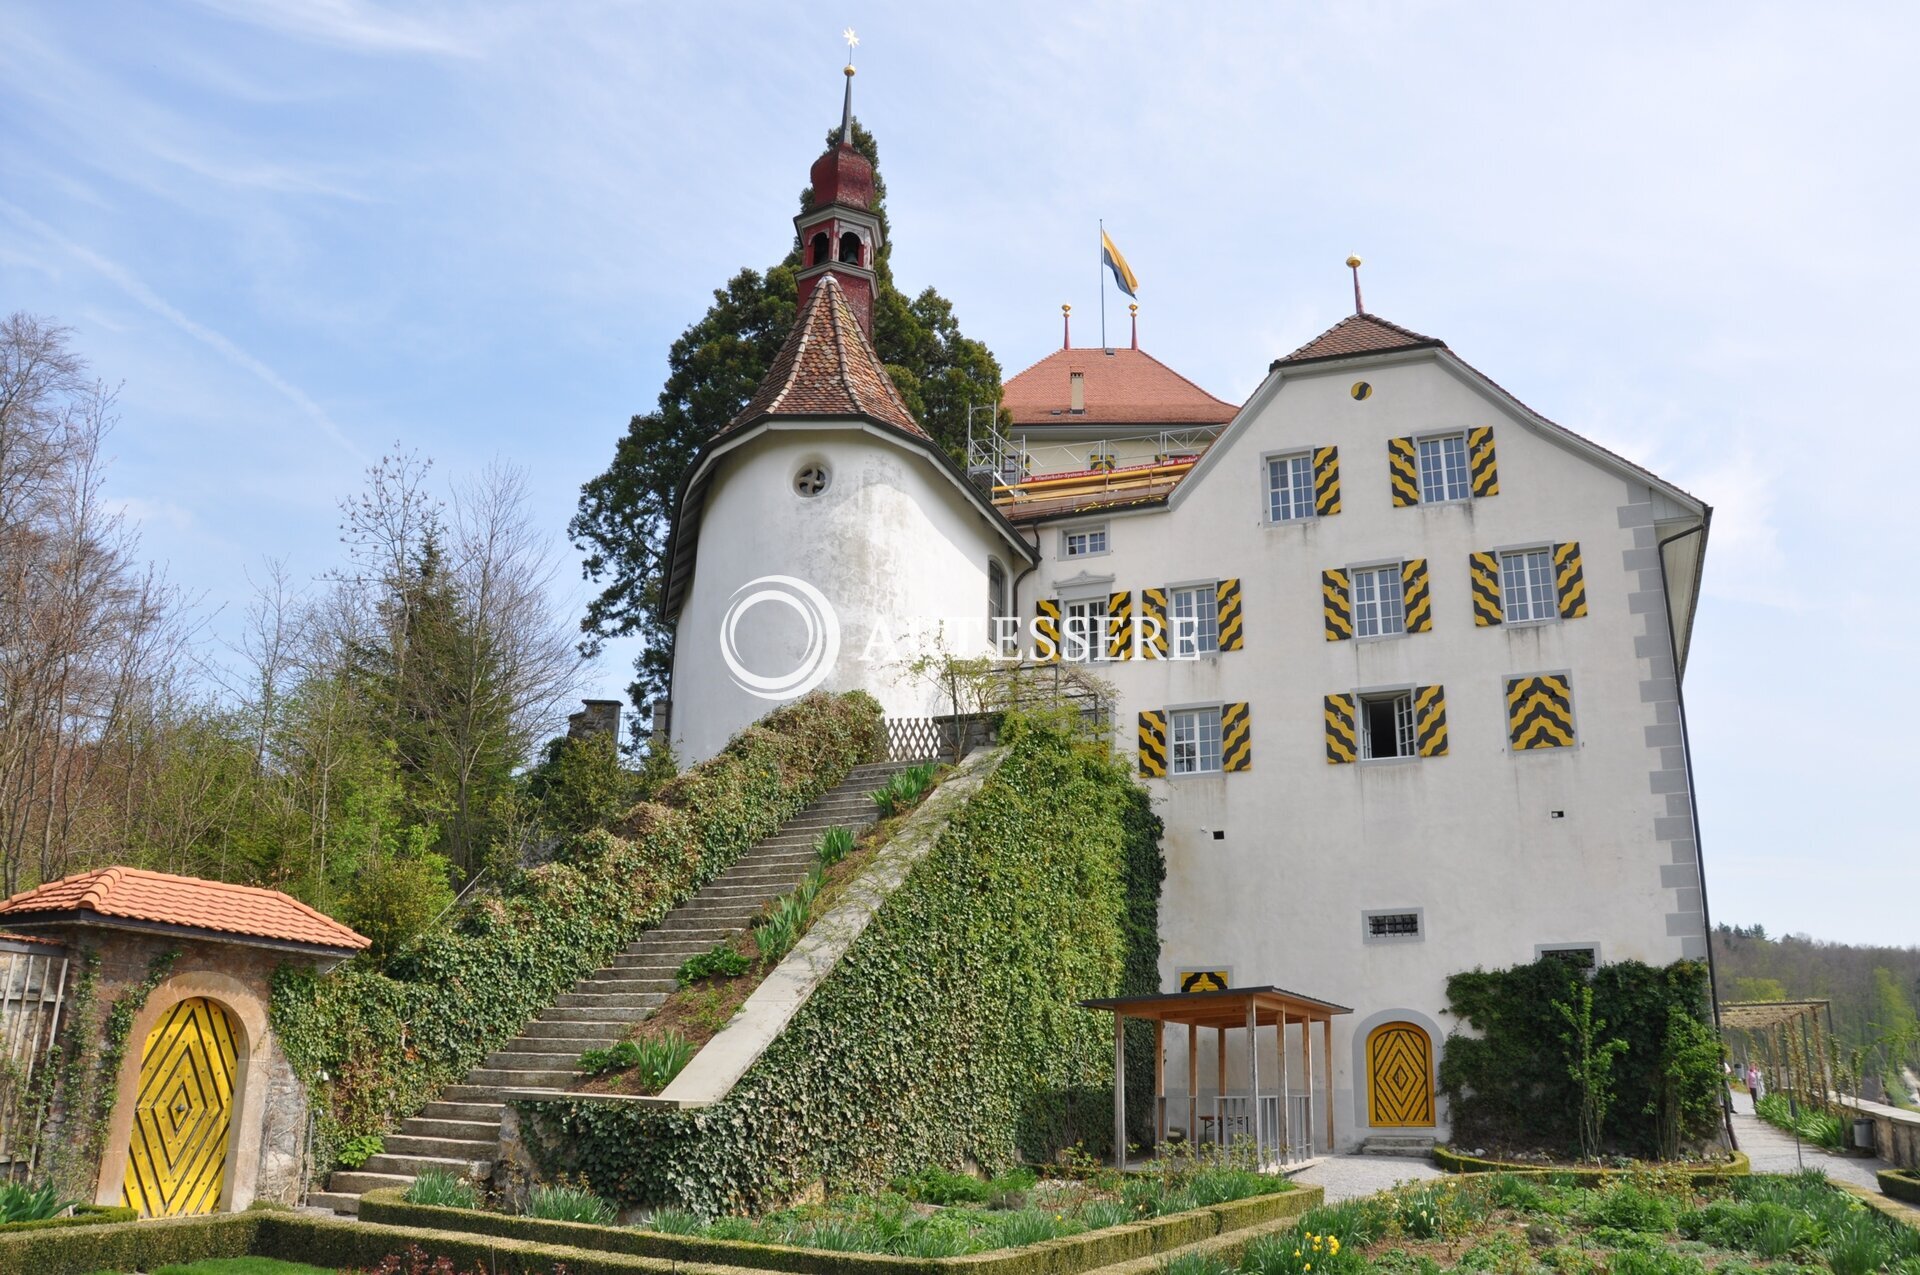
top-left (794, 464), bottom-right (830, 497)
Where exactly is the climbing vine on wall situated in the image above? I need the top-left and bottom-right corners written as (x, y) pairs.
top-left (519, 715), bottom-right (1165, 1215)
top-left (270, 691), bottom-right (885, 1168)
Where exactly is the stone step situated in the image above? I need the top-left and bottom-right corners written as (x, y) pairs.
top-left (628, 925), bottom-right (732, 945)
top-left (328, 1170), bottom-right (417, 1195)
top-left (605, 955), bottom-right (686, 971)
top-left (487, 1048), bottom-right (592, 1071)
top-left (465, 1066), bottom-right (577, 1087)
top-left (576, 978), bottom-right (675, 995)
top-left (304, 1190), bottom-right (362, 1215)
top-left (536, 1005), bottom-right (658, 1023)
top-left (362, 1152), bottom-right (491, 1178)
top-left (401, 1117), bottom-right (502, 1142)
top-left (710, 864), bottom-right (817, 882)
top-left (552, 990), bottom-right (667, 1010)
top-left (384, 1133), bottom-right (499, 1160)
top-left (517, 1020), bottom-right (626, 1041)
top-left (421, 1099), bottom-right (503, 1121)
top-left (436, 1085), bottom-right (509, 1104)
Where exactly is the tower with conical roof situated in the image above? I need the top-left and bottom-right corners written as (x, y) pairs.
top-left (795, 59), bottom-right (883, 339)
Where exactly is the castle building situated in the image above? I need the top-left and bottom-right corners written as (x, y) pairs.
top-left (660, 80), bottom-right (1712, 1153)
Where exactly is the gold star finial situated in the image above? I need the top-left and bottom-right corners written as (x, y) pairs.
top-left (843, 27), bottom-right (859, 72)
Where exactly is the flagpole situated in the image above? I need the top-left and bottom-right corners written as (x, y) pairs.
top-left (1099, 219), bottom-right (1107, 350)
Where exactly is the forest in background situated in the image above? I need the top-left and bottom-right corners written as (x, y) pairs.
top-left (0, 312), bottom-right (646, 959)
top-left (1712, 922), bottom-right (1920, 1107)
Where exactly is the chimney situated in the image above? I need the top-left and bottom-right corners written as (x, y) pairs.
top-left (567, 698), bottom-right (623, 742)
top-left (1069, 371), bottom-right (1085, 414)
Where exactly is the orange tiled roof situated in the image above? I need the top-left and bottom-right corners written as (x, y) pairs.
top-left (0, 868), bottom-right (370, 951)
top-left (993, 458), bottom-right (1197, 524)
top-left (730, 272), bottom-right (924, 437)
top-left (1003, 347), bottom-right (1237, 428)
top-left (1274, 313), bottom-right (1444, 366)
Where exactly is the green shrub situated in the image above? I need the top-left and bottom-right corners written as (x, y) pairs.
top-left (403, 1167), bottom-right (478, 1209)
top-left (1607, 1249), bottom-right (1708, 1275)
top-left (815, 826), bottom-right (856, 867)
top-left (517, 716), bottom-right (1162, 1214)
top-left (273, 691), bottom-right (884, 1167)
top-left (1160, 1251), bottom-right (1233, 1275)
top-left (526, 1181), bottom-right (616, 1225)
top-left (675, 943), bottom-right (750, 985)
top-left (338, 847), bottom-right (457, 963)
top-left (869, 764), bottom-right (937, 816)
top-left (0, 1180), bottom-right (77, 1224)
top-left (1576, 1184), bottom-right (1675, 1234)
top-left (643, 1207), bottom-right (704, 1234)
top-left (576, 1033), bottom-right (693, 1090)
top-left (335, 1134), bottom-right (384, 1170)
top-left (751, 876), bottom-right (821, 965)
top-left (524, 732), bottom-right (641, 837)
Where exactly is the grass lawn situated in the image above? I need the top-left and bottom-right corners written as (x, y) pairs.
top-left (1168, 1170), bottom-right (1920, 1275)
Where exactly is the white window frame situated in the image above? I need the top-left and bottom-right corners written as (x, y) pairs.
top-left (1357, 687), bottom-right (1417, 762)
top-left (1264, 450), bottom-right (1316, 523)
top-left (1169, 705), bottom-right (1223, 776)
top-left (1169, 583), bottom-right (1219, 657)
top-left (1061, 524), bottom-right (1110, 559)
top-left (1499, 546), bottom-right (1557, 625)
top-left (1062, 596), bottom-right (1110, 664)
top-left (1362, 908), bottom-right (1425, 944)
top-left (1416, 432), bottom-right (1471, 503)
top-left (987, 559), bottom-right (1015, 656)
top-left (1349, 562), bottom-right (1406, 639)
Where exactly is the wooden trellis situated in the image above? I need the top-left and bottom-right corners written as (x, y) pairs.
top-left (1720, 999), bottom-right (1835, 1114)
top-left (0, 937), bottom-right (72, 1175)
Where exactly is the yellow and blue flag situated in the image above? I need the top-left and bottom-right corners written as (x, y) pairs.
top-left (1101, 229), bottom-right (1138, 298)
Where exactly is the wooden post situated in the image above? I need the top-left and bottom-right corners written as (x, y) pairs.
top-left (1246, 999), bottom-right (1263, 1162)
top-left (1276, 1008), bottom-right (1290, 1160)
top-left (1187, 1022), bottom-right (1199, 1148)
top-left (1114, 1014), bottom-right (1127, 1169)
top-left (1217, 1026), bottom-right (1228, 1148)
top-left (1301, 1014), bottom-right (1313, 1154)
top-left (1154, 1019), bottom-right (1167, 1144)
top-left (1323, 1017), bottom-right (1335, 1152)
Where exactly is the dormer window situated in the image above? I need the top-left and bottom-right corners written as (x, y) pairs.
top-left (838, 231), bottom-right (862, 265)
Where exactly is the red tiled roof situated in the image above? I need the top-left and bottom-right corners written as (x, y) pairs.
top-left (0, 868), bottom-right (370, 951)
top-left (730, 273), bottom-right (924, 437)
top-left (1274, 313), bottom-right (1445, 366)
top-left (1002, 347), bottom-right (1238, 428)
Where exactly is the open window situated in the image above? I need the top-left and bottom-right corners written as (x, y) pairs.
top-left (1360, 691), bottom-right (1416, 760)
top-left (838, 231), bottom-right (863, 264)
top-left (809, 231), bottom-right (830, 267)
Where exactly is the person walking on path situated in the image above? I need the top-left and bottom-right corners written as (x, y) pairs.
top-left (1746, 1063), bottom-right (1765, 1102)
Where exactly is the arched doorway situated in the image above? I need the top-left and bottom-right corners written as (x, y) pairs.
top-left (1366, 1020), bottom-right (1434, 1127)
top-left (121, 997), bottom-right (239, 1216)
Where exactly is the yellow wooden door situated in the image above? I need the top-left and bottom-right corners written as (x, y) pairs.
top-left (1366, 1021), bottom-right (1434, 1127)
top-left (121, 997), bottom-right (238, 1216)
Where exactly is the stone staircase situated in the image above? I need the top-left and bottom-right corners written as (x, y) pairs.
top-left (307, 759), bottom-right (920, 1214)
top-left (1355, 1133), bottom-right (1437, 1157)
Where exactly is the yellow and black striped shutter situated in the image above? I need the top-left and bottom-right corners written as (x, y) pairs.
top-left (1507, 674), bottom-right (1575, 750)
top-left (1035, 597), bottom-right (1062, 661)
top-left (1222, 702), bottom-right (1251, 772)
top-left (1107, 590), bottom-right (1134, 659)
top-left (1388, 437), bottom-right (1419, 507)
top-left (1313, 446), bottom-right (1342, 516)
top-left (1401, 559), bottom-right (1432, 633)
top-left (1216, 578), bottom-right (1244, 650)
top-left (1138, 710), bottom-right (1168, 776)
top-left (1324, 693), bottom-right (1358, 764)
top-left (1323, 569), bottom-right (1352, 641)
top-left (1554, 542), bottom-right (1588, 618)
top-left (1181, 970), bottom-right (1230, 993)
top-left (1413, 684), bottom-right (1448, 757)
top-left (1467, 426), bottom-right (1499, 497)
top-left (1469, 552), bottom-right (1503, 626)
top-left (1139, 587), bottom-right (1169, 659)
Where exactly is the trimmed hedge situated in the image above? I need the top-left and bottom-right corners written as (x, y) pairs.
top-left (0, 1203), bottom-right (137, 1232)
top-left (1881, 1168), bottom-right (1920, 1207)
top-left (270, 691), bottom-right (884, 1163)
top-left (0, 1211), bottom-right (256, 1275)
top-left (356, 1183), bottom-right (1319, 1275)
top-left (1431, 1143), bottom-right (1751, 1185)
top-left (519, 716), bottom-right (1165, 1213)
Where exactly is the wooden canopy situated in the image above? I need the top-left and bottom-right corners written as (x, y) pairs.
top-left (1082, 985), bottom-right (1350, 1029)
top-left (1719, 999), bottom-right (1828, 1031)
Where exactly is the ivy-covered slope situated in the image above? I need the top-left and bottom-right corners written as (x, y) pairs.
top-left (270, 691), bottom-right (885, 1164)
top-left (520, 717), bottom-right (1165, 1215)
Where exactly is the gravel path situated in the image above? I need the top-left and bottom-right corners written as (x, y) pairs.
top-left (1728, 1090), bottom-right (1891, 1191)
top-left (1289, 1154), bottom-right (1443, 1202)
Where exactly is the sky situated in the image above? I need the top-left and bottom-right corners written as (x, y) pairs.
top-left (2, 2), bottom-right (1915, 946)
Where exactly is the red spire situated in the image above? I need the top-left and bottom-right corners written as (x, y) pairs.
top-left (794, 64), bottom-right (883, 339)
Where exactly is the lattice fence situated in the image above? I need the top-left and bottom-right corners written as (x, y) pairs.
top-left (0, 938), bottom-right (71, 1175)
top-left (884, 716), bottom-right (945, 762)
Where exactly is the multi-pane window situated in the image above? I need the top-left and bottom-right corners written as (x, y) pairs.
top-left (987, 560), bottom-right (1013, 655)
top-left (1366, 912), bottom-right (1422, 939)
top-left (1170, 585), bottom-right (1219, 656)
top-left (1170, 708), bottom-right (1223, 775)
top-left (1501, 548), bottom-right (1556, 623)
top-left (1267, 453), bottom-right (1315, 522)
top-left (1063, 598), bottom-right (1109, 663)
top-left (1360, 691), bottom-right (1416, 760)
top-left (1417, 434), bottom-right (1471, 502)
top-left (1540, 945), bottom-right (1598, 971)
top-left (1351, 565), bottom-right (1406, 638)
top-left (1064, 526), bottom-right (1108, 557)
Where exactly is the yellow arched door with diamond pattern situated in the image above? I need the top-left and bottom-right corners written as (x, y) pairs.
top-left (1366, 1021), bottom-right (1434, 1127)
top-left (121, 997), bottom-right (238, 1216)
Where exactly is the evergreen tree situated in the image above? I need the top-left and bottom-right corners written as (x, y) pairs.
top-left (570, 122), bottom-right (1003, 724)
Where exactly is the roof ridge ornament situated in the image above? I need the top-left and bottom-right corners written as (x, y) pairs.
top-left (1347, 255), bottom-right (1365, 316)
top-left (840, 27), bottom-right (858, 145)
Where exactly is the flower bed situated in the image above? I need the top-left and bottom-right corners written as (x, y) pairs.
top-left (1166, 1170), bottom-right (1920, 1275)
top-left (1431, 1145), bottom-right (1752, 1186)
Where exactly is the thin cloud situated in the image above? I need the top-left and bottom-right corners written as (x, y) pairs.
top-left (191, 0), bottom-right (483, 58)
top-left (0, 199), bottom-right (361, 460)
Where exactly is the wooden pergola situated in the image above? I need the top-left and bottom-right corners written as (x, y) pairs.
top-left (1720, 999), bottom-right (1837, 1113)
top-left (1081, 986), bottom-right (1351, 1169)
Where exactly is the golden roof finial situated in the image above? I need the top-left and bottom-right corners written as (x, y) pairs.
top-left (843, 26), bottom-right (858, 75)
